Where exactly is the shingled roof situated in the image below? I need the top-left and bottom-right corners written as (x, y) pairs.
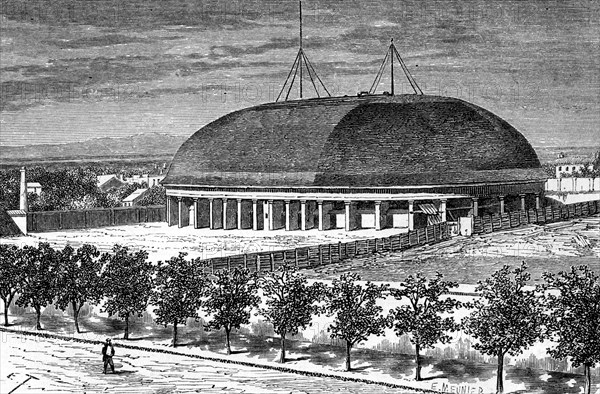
top-left (163, 94), bottom-right (545, 188)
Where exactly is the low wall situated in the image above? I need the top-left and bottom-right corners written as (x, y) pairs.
top-left (26, 205), bottom-right (166, 233)
top-left (545, 177), bottom-right (600, 192)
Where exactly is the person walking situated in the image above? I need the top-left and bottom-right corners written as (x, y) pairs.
top-left (102, 338), bottom-right (115, 374)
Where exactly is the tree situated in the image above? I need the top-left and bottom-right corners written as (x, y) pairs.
top-left (16, 243), bottom-right (60, 330)
top-left (101, 245), bottom-right (154, 339)
top-left (542, 266), bottom-right (600, 394)
top-left (325, 273), bottom-right (389, 371)
top-left (136, 185), bottom-right (166, 206)
top-left (390, 273), bottom-right (461, 381)
top-left (203, 267), bottom-right (260, 355)
top-left (462, 263), bottom-right (545, 394)
top-left (260, 265), bottom-right (325, 363)
top-left (54, 244), bottom-right (103, 333)
top-left (0, 245), bottom-right (23, 326)
top-left (152, 253), bottom-right (208, 347)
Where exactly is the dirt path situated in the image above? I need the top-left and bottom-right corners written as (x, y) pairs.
top-left (1, 334), bottom-right (421, 394)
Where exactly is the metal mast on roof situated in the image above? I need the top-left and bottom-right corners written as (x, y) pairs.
top-left (369, 39), bottom-right (423, 95)
top-left (276, 0), bottom-right (331, 102)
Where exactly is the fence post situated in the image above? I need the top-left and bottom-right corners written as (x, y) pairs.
top-left (256, 255), bottom-right (261, 272)
top-left (328, 244), bottom-right (332, 263)
top-left (270, 253), bottom-right (275, 271)
top-left (294, 248), bottom-right (298, 268)
top-left (354, 240), bottom-right (358, 255)
top-left (58, 211), bottom-right (63, 230)
top-left (319, 245), bottom-right (323, 265)
top-left (416, 230), bottom-right (420, 245)
top-left (211, 259), bottom-right (215, 275)
top-left (243, 254), bottom-right (248, 269)
top-left (227, 256), bottom-right (231, 271)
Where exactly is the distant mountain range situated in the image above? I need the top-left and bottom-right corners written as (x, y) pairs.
top-left (0, 133), bottom-right (188, 162)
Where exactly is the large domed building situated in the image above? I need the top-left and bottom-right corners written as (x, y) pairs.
top-left (162, 93), bottom-right (547, 232)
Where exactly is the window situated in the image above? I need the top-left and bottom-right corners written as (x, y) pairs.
top-left (558, 166), bottom-right (562, 171)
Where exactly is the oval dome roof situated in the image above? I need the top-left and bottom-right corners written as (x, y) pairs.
top-left (163, 94), bottom-right (544, 188)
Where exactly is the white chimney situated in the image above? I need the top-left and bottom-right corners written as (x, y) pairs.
top-left (20, 166), bottom-right (28, 211)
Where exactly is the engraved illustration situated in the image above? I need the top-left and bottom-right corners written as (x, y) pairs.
top-left (1, 1), bottom-right (599, 393)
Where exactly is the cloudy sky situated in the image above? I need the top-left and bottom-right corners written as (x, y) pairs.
top-left (0, 0), bottom-right (598, 147)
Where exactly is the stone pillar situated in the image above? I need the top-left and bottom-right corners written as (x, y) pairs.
top-left (268, 200), bottom-right (274, 231)
top-left (222, 198), bottom-right (228, 230)
top-left (317, 200), bottom-right (324, 231)
top-left (408, 200), bottom-right (414, 231)
top-left (263, 201), bottom-right (269, 230)
top-left (300, 200), bottom-right (307, 230)
top-left (20, 167), bottom-right (27, 211)
top-left (252, 199), bottom-right (258, 230)
top-left (536, 194), bottom-right (541, 210)
top-left (471, 198), bottom-right (479, 217)
top-left (344, 201), bottom-right (352, 231)
top-left (520, 194), bottom-right (526, 211)
top-left (440, 199), bottom-right (447, 222)
top-left (499, 196), bottom-right (505, 214)
top-left (237, 199), bottom-right (243, 229)
top-left (285, 200), bottom-right (291, 231)
top-left (374, 201), bottom-right (382, 231)
top-left (193, 198), bottom-right (199, 229)
top-left (208, 198), bottom-right (214, 229)
top-left (166, 196), bottom-right (173, 226)
top-left (178, 197), bottom-right (184, 228)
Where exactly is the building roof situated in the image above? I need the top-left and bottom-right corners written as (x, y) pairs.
top-left (122, 188), bottom-right (149, 202)
top-left (1, 209), bottom-right (23, 237)
top-left (97, 174), bottom-right (118, 185)
top-left (164, 94), bottom-right (545, 188)
top-left (27, 182), bottom-right (42, 187)
top-left (554, 156), bottom-right (592, 165)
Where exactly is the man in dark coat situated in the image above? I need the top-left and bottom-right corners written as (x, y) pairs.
top-left (102, 338), bottom-right (115, 374)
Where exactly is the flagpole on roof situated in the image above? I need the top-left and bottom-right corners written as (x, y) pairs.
top-left (276, 0), bottom-right (331, 102)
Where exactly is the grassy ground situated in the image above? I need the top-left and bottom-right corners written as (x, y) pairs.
top-left (5, 312), bottom-right (594, 394)
top-left (303, 216), bottom-right (600, 284)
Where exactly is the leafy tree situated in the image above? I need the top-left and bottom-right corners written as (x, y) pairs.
top-left (136, 185), bottom-right (166, 206)
top-left (152, 253), bottom-right (208, 347)
top-left (390, 273), bottom-right (461, 381)
top-left (54, 244), bottom-right (103, 333)
top-left (463, 263), bottom-right (545, 394)
top-left (325, 273), bottom-right (389, 371)
top-left (542, 266), bottom-right (600, 394)
top-left (16, 243), bottom-right (60, 330)
top-left (203, 267), bottom-right (260, 355)
top-left (260, 265), bottom-right (326, 363)
top-left (101, 245), bottom-right (154, 339)
top-left (0, 168), bottom-right (20, 210)
top-left (0, 244), bottom-right (23, 326)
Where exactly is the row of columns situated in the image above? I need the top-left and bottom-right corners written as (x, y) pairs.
top-left (168, 197), bottom-right (445, 231)
top-left (471, 193), bottom-right (541, 216)
top-left (165, 192), bottom-right (544, 230)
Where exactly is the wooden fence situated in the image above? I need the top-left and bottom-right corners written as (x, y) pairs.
top-left (27, 205), bottom-right (166, 232)
top-left (200, 199), bottom-right (599, 274)
top-left (201, 222), bottom-right (451, 274)
top-left (472, 200), bottom-right (599, 235)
